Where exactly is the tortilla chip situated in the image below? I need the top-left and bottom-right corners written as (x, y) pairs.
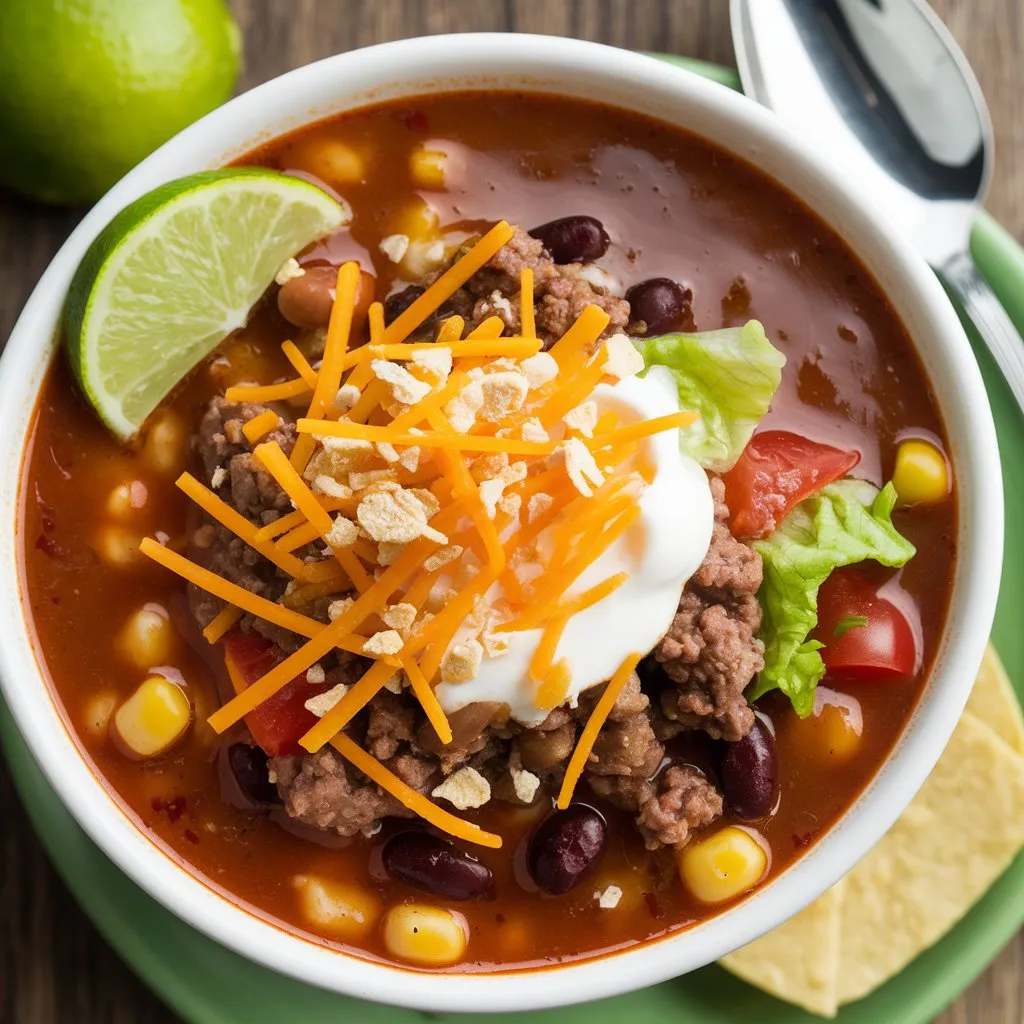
top-left (965, 643), bottom-right (1024, 755)
top-left (836, 712), bottom-right (1024, 1004)
top-left (720, 880), bottom-right (845, 1018)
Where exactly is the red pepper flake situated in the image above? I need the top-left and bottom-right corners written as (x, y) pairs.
top-left (791, 830), bottom-right (816, 850)
top-left (183, 829), bottom-right (200, 845)
top-left (151, 795), bottom-right (188, 823)
top-left (402, 109), bottom-right (429, 134)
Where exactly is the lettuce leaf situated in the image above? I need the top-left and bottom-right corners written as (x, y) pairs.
top-left (634, 320), bottom-right (786, 472)
top-left (750, 480), bottom-right (916, 716)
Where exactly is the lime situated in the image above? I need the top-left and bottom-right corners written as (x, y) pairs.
top-left (64, 169), bottom-right (348, 438)
top-left (0, 0), bottom-right (240, 205)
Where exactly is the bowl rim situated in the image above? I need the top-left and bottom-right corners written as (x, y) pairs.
top-left (0, 32), bottom-right (1003, 1012)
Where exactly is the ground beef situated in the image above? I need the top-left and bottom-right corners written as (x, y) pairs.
top-left (366, 691), bottom-right (417, 762)
top-left (635, 766), bottom-right (723, 850)
top-left (271, 747), bottom-right (439, 838)
top-left (271, 749), bottom-right (410, 836)
top-left (197, 397), bottom-right (298, 521)
top-left (188, 397), bottom-right (303, 631)
top-left (443, 227), bottom-right (630, 348)
top-left (584, 673), bottom-right (663, 779)
top-left (514, 722), bottom-right (576, 774)
top-left (653, 477), bottom-right (764, 742)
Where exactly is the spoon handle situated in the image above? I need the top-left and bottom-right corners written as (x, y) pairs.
top-left (942, 251), bottom-right (1024, 413)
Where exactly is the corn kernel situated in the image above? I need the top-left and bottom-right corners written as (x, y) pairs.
top-left (95, 525), bottom-right (143, 566)
top-left (290, 138), bottom-right (366, 187)
top-left (382, 904), bottom-right (468, 966)
top-left (142, 413), bottom-right (186, 474)
top-left (388, 199), bottom-right (439, 242)
top-left (113, 677), bottom-right (191, 758)
top-left (893, 438), bottom-right (949, 506)
top-left (293, 875), bottom-right (380, 939)
top-left (678, 826), bottom-right (769, 904)
top-left (401, 239), bottom-right (448, 281)
top-left (82, 692), bottom-right (117, 736)
top-left (117, 605), bottom-right (173, 669)
top-left (106, 480), bottom-right (148, 518)
top-left (817, 701), bottom-right (862, 762)
top-left (410, 147), bottom-right (447, 190)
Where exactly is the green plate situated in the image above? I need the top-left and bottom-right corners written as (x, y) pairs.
top-left (2, 55), bottom-right (1022, 1024)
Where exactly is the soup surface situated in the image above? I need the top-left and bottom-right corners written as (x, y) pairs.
top-left (20, 91), bottom-right (955, 970)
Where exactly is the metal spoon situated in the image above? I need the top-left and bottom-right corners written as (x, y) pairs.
top-left (731, 0), bottom-right (1024, 411)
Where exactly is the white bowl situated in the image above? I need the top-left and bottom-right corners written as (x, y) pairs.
top-left (0, 33), bottom-right (1003, 1012)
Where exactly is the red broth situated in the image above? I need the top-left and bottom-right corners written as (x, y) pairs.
top-left (20, 91), bottom-right (954, 969)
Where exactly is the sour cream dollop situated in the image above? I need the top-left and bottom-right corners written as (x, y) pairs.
top-left (434, 366), bottom-right (715, 725)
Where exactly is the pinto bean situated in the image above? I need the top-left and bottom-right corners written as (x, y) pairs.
top-left (417, 702), bottom-right (504, 756)
top-left (528, 805), bottom-right (607, 895)
top-left (515, 722), bottom-right (576, 773)
top-left (277, 266), bottom-right (337, 330)
top-left (528, 215), bottom-right (610, 264)
top-left (383, 832), bottom-right (492, 900)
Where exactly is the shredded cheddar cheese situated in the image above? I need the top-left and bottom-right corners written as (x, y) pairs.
top-left (225, 378), bottom-right (309, 403)
top-left (587, 410), bottom-right (699, 449)
top-left (536, 658), bottom-right (573, 711)
top-left (403, 657), bottom-right (453, 745)
top-left (381, 221), bottom-right (514, 344)
top-left (242, 410), bottom-right (281, 443)
top-left (254, 441), bottom-right (373, 592)
top-left (281, 340), bottom-right (319, 388)
top-left (297, 419), bottom-right (557, 456)
top-left (557, 652), bottom-right (643, 809)
top-left (202, 604), bottom-right (243, 644)
top-left (529, 613), bottom-right (569, 683)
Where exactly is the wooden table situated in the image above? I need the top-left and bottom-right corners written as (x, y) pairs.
top-left (1, 2), bottom-right (1021, 1020)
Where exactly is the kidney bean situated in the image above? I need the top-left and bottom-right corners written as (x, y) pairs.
top-left (227, 743), bottom-right (279, 805)
top-left (719, 718), bottom-right (778, 821)
top-left (383, 832), bottom-right (492, 900)
top-left (277, 265), bottom-right (337, 330)
top-left (527, 804), bottom-right (607, 895)
top-left (528, 215), bottom-right (610, 264)
top-left (625, 277), bottom-right (692, 336)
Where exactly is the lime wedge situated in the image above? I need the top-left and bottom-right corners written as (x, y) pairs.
top-left (63, 169), bottom-right (348, 438)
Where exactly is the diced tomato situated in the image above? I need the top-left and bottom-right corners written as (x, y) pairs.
top-left (722, 431), bottom-right (861, 539)
top-left (221, 632), bottom-right (326, 757)
top-left (815, 568), bottom-right (917, 681)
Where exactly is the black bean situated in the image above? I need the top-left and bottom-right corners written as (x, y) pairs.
top-left (383, 285), bottom-right (425, 326)
top-left (625, 278), bottom-right (692, 336)
top-left (383, 832), bottom-right (492, 900)
top-left (527, 804), bottom-right (607, 895)
top-left (277, 265), bottom-right (337, 330)
top-left (227, 744), bottom-right (279, 805)
top-left (528, 215), bottom-right (610, 264)
top-left (719, 718), bottom-right (778, 821)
